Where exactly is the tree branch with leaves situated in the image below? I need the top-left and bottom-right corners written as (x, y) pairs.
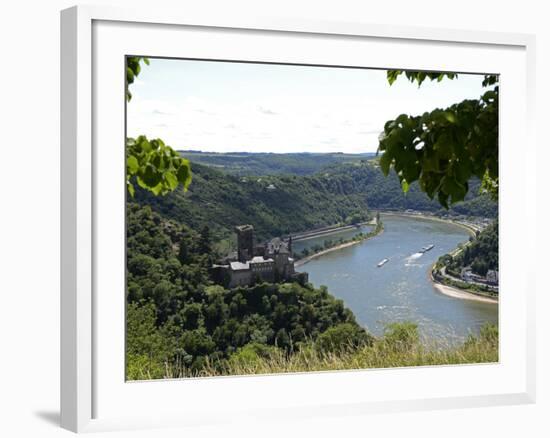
top-left (126, 57), bottom-right (192, 196)
top-left (378, 71), bottom-right (498, 208)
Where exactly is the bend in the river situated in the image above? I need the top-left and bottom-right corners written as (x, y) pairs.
top-left (295, 214), bottom-right (498, 344)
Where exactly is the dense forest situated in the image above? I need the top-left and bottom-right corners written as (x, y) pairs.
top-left (126, 203), bottom-right (370, 379)
top-left (320, 161), bottom-right (497, 217)
top-left (442, 220), bottom-right (499, 277)
top-left (135, 159), bottom-right (497, 250)
top-left (135, 161), bottom-right (373, 247)
top-left (128, 153), bottom-right (498, 379)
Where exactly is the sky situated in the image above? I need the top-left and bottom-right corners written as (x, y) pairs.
top-left (127, 58), bottom-right (487, 154)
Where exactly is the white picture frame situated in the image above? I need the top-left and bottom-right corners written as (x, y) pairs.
top-left (60, 4), bottom-right (537, 433)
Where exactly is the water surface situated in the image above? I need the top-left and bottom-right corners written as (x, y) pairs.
top-left (298, 215), bottom-right (498, 344)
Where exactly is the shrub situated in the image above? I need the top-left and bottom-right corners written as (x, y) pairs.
top-left (382, 322), bottom-right (419, 351)
top-left (315, 323), bottom-right (371, 353)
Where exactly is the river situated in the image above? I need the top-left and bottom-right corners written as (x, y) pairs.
top-left (295, 214), bottom-right (498, 344)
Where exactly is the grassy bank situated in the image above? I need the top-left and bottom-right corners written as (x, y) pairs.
top-left (128, 322), bottom-right (498, 380)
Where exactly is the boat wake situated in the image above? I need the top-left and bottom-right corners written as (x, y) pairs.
top-left (404, 252), bottom-right (424, 266)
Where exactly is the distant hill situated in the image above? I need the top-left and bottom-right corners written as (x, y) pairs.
top-left (177, 150), bottom-right (376, 176)
top-left (175, 151), bottom-right (497, 219)
top-left (320, 161), bottom-right (498, 219)
top-left (135, 162), bottom-right (372, 247)
top-left (135, 159), bottom-right (497, 249)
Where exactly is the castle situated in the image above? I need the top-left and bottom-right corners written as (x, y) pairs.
top-left (212, 225), bottom-right (308, 288)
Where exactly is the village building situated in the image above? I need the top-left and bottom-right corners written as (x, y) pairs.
top-left (212, 225), bottom-right (308, 288)
top-left (460, 267), bottom-right (499, 289)
top-left (486, 269), bottom-right (499, 285)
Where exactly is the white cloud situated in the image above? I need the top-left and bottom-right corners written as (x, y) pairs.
top-left (129, 94), bottom-right (412, 153)
top-left (127, 62), bottom-right (485, 154)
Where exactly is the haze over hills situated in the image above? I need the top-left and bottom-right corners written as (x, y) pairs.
top-left (177, 150), bottom-right (376, 176)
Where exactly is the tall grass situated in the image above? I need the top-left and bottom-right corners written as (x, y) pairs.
top-left (153, 323), bottom-right (498, 380)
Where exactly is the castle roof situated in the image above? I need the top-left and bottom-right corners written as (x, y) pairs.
top-left (229, 261), bottom-right (250, 271)
top-left (250, 256), bottom-right (274, 264)
top-left (235, 224), bottom-right (254, 232)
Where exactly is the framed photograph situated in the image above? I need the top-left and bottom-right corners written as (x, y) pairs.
top-left (61, 5), bottom-right (536, 433)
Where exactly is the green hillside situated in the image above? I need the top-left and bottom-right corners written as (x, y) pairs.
top-left (443, 220), bottom-right (499, 277)
top-left (126, 202), bottom-right (496, 380)
top-left (322, 161), bottom-right (497, 218)
top-left (127, 156), bottom-right (499, 380)
top-left (135, 159), bottom-right (497, 249)
top-left (126, 203), bottom-right (369, 379)
top-left (135, 162), bottom-right (372, 245)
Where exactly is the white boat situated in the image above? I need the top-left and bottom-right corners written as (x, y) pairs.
top-left (377, 258), bottom-right (389, 267)
top-left (421, 244), bottom-right (435, 252)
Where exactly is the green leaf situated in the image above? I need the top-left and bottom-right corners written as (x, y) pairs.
top-left (454, 158), bottom-right (471, 182)
top-left (387, 70), bottom-right (401, 86)
top-left (141, 164), bottom-right (161, 187)
top-left (379, 152), bottom-right (392, 176)
top-left (164, 171), bottom-right (178, 191)
top-left (140, 138), bottom-right (152, 153)
top-left (444, 111), bottom-right (457, 124)
top-left (150, 183), bottom-right (163, 196)
top-left (136, 176), bottom-right (148, 189)
top-left (127, 155), bottom-right (139, 174)
top-left (126, 67), bottom-right (134, 84)
top-left (442, 176), bottom-right (466, 203)
top-left (176, 161), bottom-right (192, 189)
top-left (433, 132), bottom-right (454, 158)
top-left (126, 134), bottom-right (192, 196)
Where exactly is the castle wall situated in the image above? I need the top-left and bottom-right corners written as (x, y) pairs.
top-left (228, 269), bottom-right (252, 288)
top-left (223, 225), bottom-right (305, 288)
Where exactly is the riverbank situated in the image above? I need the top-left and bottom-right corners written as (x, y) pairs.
top-left (291, 220), bottom-right (374, 242)
top-left (430, 262), bottom-right (498, 304)
top-left (295, 223), bottom-right (384, 268)
top-left (432, 281), bottom-right (498, 304)
top-left (384, 212), bottom-right (499, 303)
top-left (299, 213), bottom-right (497, 339)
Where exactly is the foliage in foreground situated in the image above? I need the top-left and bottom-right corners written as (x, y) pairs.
top-left (126, 57), bottom-right (192, 196)
top-left (127, 322), bottom-right (498, 380)
top-left (379, 71), bottom-right (499, 208)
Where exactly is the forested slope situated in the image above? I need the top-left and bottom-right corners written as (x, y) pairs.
top-left (135, 162), bottom-right (372, 245)
top-left (126, 204), bottom-right (369, 379)
top-left (444, 220), bottom-right (499, 276)
top-left (135, 159), bottom-right (497, 248)
top-left (178, 150), bottom-right (375, 176)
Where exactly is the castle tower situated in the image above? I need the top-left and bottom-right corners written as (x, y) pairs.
top-left (235, 225), bottom-right (254, 262)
